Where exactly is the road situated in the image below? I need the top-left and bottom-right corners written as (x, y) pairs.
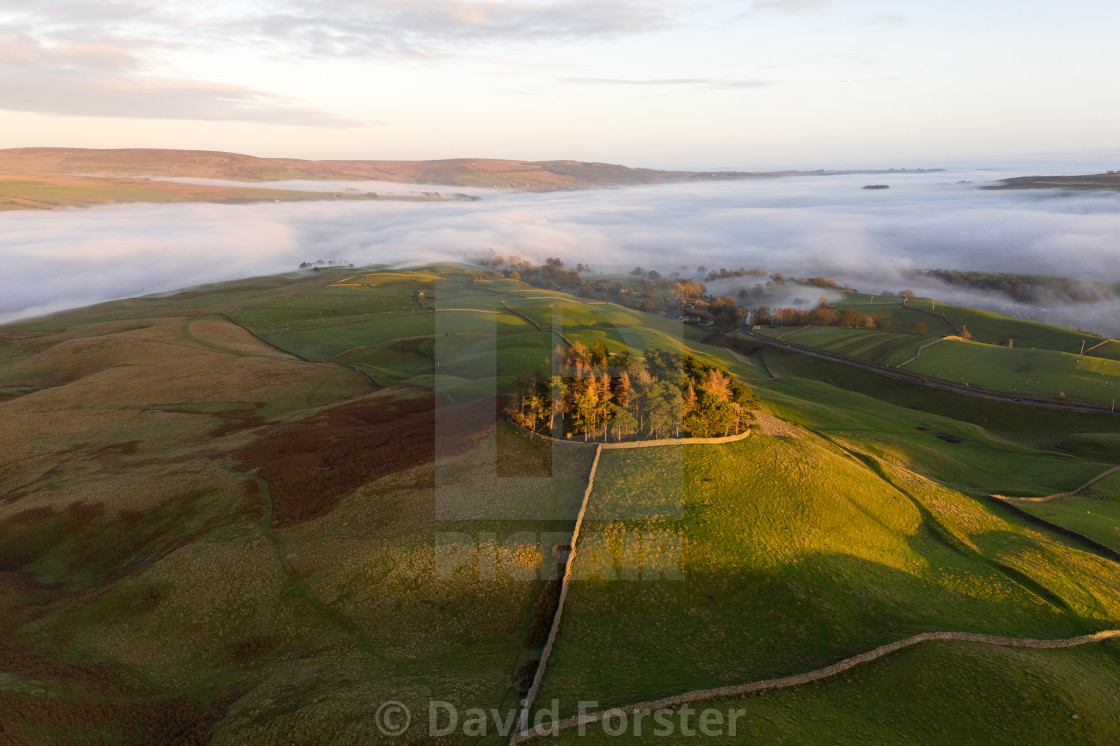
top-left (741, 331), bottom-right (1119, 417)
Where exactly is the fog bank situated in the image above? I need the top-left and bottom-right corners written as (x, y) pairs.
top-left (4, 168), bottom-right (1120, 333)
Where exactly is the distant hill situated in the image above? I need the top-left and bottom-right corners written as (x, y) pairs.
top-left (0, 147), bottom-right (942, 190)
top-left (988, 172), bottom-right (1120, 191)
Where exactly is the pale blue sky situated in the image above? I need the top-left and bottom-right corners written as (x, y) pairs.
top-left (1, 1), bottom-right (1118, 168)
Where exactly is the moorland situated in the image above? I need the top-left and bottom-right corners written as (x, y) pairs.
top-left (1, 262), bottom-right (1119, 743)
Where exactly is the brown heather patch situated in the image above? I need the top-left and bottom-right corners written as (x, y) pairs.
top-left (207, 406), bottom-right (267, 438)
top-left (0, 495), bottom-right (212, 582)
top-left (230, 636), bottom-right (273, 663)
top-left (239, 479), bottom-right (265, 521)
top-left (0, 642), bottom-right (135, 697)
top-left (89, 440), bottom-right (142, 459)
top-left (0, 690), bottom-right (236, 746)
top-left (233, 388), bottom-right (504, 525)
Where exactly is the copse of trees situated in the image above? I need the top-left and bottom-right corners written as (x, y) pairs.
top-left (508, 343), bottom-right (758, 442)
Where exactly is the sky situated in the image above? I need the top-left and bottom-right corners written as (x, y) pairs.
top-left (5, 170), bottom-right (1120, 333)
top-left (2, 1), bottom-right (1120, 168)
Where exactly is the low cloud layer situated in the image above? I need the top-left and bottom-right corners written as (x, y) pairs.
top-left (4, 169), bottom-right (1120, 334)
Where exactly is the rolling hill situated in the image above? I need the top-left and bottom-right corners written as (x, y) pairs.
top-left (0, 147), bottom-right (718, 191)
top-left (2, 266), bottom-right (1120, 743)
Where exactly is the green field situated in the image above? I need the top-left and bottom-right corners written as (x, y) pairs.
top-left (936, 303), bottom-right (1120, 361)
top-left (836, 294), bottom-right (1120, 361)
top-left (225, 266), bottom-right (759, 399)
top-left (756, 376), bottom-right (1111, 498)
top-left (549, 640), bottom-right (1120, 744)
top-left (536, 435), bottom-right (1120, 717)
top-left (771, 295), bottom-right (1120, 402)
top-left (903, 339), bottom-right (1120, 404)
top-left (1017, 491), bottom-right (1120, 554)
top-left (833, 294), bottom-right (957, 337)
top-left (7, 265), bottom-right (1120, 742)
top-left (779, 325), bottom-right (927, 366)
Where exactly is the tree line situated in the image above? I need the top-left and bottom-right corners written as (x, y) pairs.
top-left (508, 343), bottom-right (758, 441)
top-left (472, 251), bottom-right (712, 315)
top-left (924, 269), bottom-right (1119, 304)
top-left (748, 304), bottom-right (928, 335)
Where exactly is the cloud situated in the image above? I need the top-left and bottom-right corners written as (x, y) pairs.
top-left (4, 171), bottom-right (1120, 334)
top-left (863, 13), bottom-right (908, 28)
top-left (561, 77), bottom-right (773, 90)
top-left (0, 1), bottom-right (681, 122)
top-left (0, 25), bottom-right (358, 125)
top-left (246, 1), bottom-right (676, 58)
top-left (0, 70), bottom-right (361, 126)
top-left (751, 0), bottom-right (830, 13)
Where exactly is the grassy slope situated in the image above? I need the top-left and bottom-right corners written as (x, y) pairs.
top-left (832, 294), bottom-right (958, 337)
top-left (774, 296), bottom-right (1120, 400)
top-left (778, 325), bottom-right (927, 366)
top-left (0, 270), bottom-right (598, 743)
top-left (0, 147), bottom-right (703, 190)
top-left (934, 303), bottom-right (1120, 360)
top-left (0, 175), bottom-right (382, 210)
top-left (904, 339), bottom-right (1120, 404)
top-left (757, 346), bottom-right (1120, 453)
top-left (230, 266), bottom-right (759, 400)
top-left (1018, 490), bottom-right (1120, 554)
top-left (991, 172), bottom-right (1120, 191)
top-left (756, 376), bottom-right (1111, 498)
top-left (6, 266), bottom-right (1120, 741)
top-left (538, 434), bottom-right (1120, 716)
top-left (551, 640), bottom-right (1120, 744)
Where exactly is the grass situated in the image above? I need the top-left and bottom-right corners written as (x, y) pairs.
top-left (903, 339), bottom-right (1120, 404)
top-left (549, 640), bottom-right (1120, 744)
top-left (218, 265), bottom-right (757, 400)
top-left (0, 175), bottom-right (382, 210)
top-left (925, 301), bottom-right (1120, 361)
top-left (757, 347), bottom-right (1120, 453)
top-left (779, 325), bottom-right (927, 366)
top-left (0, 316), bottom-right (594, 742)
top-left (756, 376), bottom-right (1111, 498)
top-left (536, 435), bottom-right (1120, 717)
top-left (832, 294), bottom-right (957, 337)
top-left (1018, 492), bottom-right (1120, 554)
top-left (7, 263), bottom-right (1120, 741)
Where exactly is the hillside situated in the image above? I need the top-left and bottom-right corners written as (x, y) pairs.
top-left (0, 147), bottom-right (942, 191)
top-left (0, 147), bottom-right (711, 190)
top-left (989, 173), bottom-right (1120, 191)
top-left (3, 267), bottom-right (1120, 742)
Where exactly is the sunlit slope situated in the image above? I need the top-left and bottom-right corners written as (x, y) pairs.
top-left (903, 339), bottom-right (1120, 405)
top-left (538, 433), bottom-right (1120, 716)
top-left (550, 640), bottom-right (1120, 744)
top-left (935, 304), bottom-right (1120, 360)
top-left (231, 266), bottom-right (759, 400)
top-left (1017, 495), bottom-right (1120, 555)
top-left (832, 294), bottom-right (956, 337)
top-left (0, 147), bottom-right (708, 189)
top-left (755, 377), bottom-right (1110, 498)
top-left (834, 294), bottom-right (1120, 360)
top-left (773, 325), bottom-right (927, 366)
top-left (0, 174), bottom-right (380, 210)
